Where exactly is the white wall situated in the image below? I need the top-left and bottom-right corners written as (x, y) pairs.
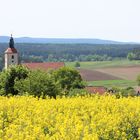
top-left (5, 53), bottom-right (18, 69)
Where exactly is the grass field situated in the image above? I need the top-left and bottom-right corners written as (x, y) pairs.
top-left (66, 60), bottom-right (140, 88)
top-left (66, 60), bottom-right (140, 69)
top-left (87, 80), bottom-right (137, 88)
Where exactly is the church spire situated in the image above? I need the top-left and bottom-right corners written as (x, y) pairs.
top-left (5, 34), bottom-right (18, 69)
top-left (9, 34), bottom-right (14, 48)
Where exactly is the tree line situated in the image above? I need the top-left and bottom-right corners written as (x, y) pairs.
top-left (0, 43), bottom-right (140, 64)
top-left (127, 48), bottom-right (140, 60)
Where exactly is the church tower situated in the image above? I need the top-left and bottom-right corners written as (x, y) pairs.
top-left (5, 35), bottom-right (18, 69)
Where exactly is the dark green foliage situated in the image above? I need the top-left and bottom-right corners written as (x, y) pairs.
top-left (127, 49), bottom-right (140, 60)
top-left (0, 56), bottom-right (4, 71)
top-left (127, 53), bottom-right (135, 61)
top-left (68, 88), bottom-right (88, 97)
top-left (111, 86), bottom-right (136, 98)
top-left (0, 65), bottom-right (85, 98)
top-left (0, 65), bottom-right (29, 95)
top-left (74, 61), bottom-right (80, 68)
top-left (15, 70), bottom-right (60, 98)
top-left (137, 75), bottom-right (140, 86)
top-left (0, 43), bottom-right (140, 65)
top-left (53, 67), bottom-right (85, 92)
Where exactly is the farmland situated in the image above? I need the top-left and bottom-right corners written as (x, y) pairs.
top-left (87, 80), bottom-right (137, 88)
top-left (66, 60), bottom-right (140, 87)
top-left (66, 60), bottom-right (140, 69)
top-left (1, 96), bottom-right (140, 139)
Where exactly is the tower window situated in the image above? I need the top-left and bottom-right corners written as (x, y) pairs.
top-left (12, 55), bottom-right (14, 59)
top-left (12, 60), bottom-right (14, 63)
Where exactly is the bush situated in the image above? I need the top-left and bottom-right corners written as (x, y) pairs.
top-left (67, 88), bottom-right (88, 97)
top-left (137, 75), bottom-right (140, 86)
top-left (74, 61), bottom-right (80, 68)
top-left (110, 86), bottom-right (136, 98)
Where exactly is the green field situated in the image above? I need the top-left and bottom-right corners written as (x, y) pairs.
top-left (87, 80), bottom-right (137, 88)
top-left (66, 60), bottom-right (140, 88)
top-left (66, 60), bottom-right (140, 69)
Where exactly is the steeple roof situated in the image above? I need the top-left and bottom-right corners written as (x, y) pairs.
top-left (5, 48), bottom-right (17, 54)
top-left (5, 35), bottom-right (17, 54)
top-left (9, 34), bottom-right (15, 48)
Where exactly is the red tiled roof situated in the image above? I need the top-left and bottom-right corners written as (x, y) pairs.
top-left (22, 62), bottom-right (65, 71)
top-left (85, 86), bottom-right (107, 95)
top-left (5, 47), bottom-right (17, 53)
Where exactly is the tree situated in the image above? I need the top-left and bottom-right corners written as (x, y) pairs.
top-left (53, 67), bottom-right (85, 92)
top-left (14, 70), bottom-right (60, 98)
top-left (137, 75), bottom-right (140, 86)
top-left (127, 53), bottom-right (135, 61)
top-left (74, 61), bottom-right (80, 68)
top-left (0, 65), bottom-right (29, 95)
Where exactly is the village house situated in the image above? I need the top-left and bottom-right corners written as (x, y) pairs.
top-left (85, 86), bottom-right (107, 95)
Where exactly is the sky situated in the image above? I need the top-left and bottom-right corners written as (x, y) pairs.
top-left (0, 0), bottom-right (140, 42)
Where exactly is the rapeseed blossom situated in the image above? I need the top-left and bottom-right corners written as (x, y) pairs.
top-left (0, 95), bottom-right (140, 139)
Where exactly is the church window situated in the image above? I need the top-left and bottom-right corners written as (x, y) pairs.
top-left (12, 55), bottom-right (14, 59)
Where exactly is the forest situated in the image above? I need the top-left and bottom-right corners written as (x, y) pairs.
top-left (0, 43), bottom-right (140, 70)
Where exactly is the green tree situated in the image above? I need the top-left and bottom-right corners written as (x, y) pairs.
top-left (53, 67), bottom-right (85, 92)
top-left (74, 61), bottom-right (80, 68)
top-left (0, 57), bottom-right (3, 71)
top-left (15, 70), bottom-right (60, 98)
top-left (137, 75), bottom-right (140, 86)
top-left (0, 65), bottom-right (29, 95)
top-left (127, 53), bottom-right (135, 61)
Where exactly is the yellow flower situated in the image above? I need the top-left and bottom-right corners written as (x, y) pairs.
top-left (0, 95), bottom-right (139, 139)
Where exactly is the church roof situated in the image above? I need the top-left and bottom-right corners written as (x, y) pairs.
top-left (22, 62), bottom-right (65, 71)
top-left (5, 35), bottom-right (17, 54)
top-left (5, 47), bottom-right (18, 54)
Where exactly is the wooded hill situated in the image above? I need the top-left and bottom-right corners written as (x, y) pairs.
top-left (0, 43), bottom-right (140, 64)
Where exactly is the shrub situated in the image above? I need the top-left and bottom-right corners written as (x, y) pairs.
top-left (74, 61), bottom-right (80, 68)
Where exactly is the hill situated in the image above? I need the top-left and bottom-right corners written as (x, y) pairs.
top-left (0, 36), bottom-right (131, 44)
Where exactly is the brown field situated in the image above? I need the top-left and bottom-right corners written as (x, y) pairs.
top-left (79, 69), bottom-right (121, 81)
top-left (79, 66), bottom-right (140, 81)
top-left (96, 66), bottom-right (140, 80)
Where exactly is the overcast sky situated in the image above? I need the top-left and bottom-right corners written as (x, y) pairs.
top-left (0, 0), bottom-right (140, 42)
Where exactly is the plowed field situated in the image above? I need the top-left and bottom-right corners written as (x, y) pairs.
top-left (79, 69), bottom-right (121, 81)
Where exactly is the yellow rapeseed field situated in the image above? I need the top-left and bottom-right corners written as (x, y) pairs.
top-left (0, 95), bottom-right (140, 140)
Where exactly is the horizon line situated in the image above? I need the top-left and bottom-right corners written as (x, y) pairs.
top-left (0, 35), bottom-right (140, 44)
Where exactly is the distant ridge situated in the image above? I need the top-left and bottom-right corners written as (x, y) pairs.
top-left (0, 36), bottom-right (137, 44)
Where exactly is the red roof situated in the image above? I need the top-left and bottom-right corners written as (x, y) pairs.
top-left (5, 47), bottom-right (17, 54)
top-left (85, 86), bottom-right (107, 95)
top-left (23, 62), bottom-right (65, 71)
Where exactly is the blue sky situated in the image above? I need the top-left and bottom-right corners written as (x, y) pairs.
top-left (0, 0), bottom-right (140, 42)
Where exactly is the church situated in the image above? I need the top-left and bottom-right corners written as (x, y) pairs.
top-left (4, 35), bottom-right (65, 70)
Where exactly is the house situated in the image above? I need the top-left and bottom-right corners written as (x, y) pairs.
top-left (85, 86), bottom-right (107, 95)
top-left (4, 35), bottom-right (64, 70)
top-left (23, 62), bottom-right (65, 71)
